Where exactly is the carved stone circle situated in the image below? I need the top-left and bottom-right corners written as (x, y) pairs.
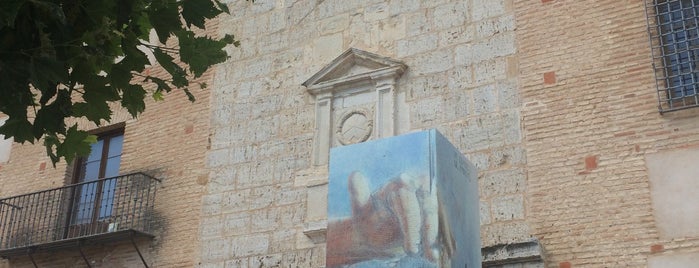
top-left (336, 110), bottom-right (372, 145)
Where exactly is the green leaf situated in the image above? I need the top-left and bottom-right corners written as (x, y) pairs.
top-left (32, 89), bottom-right (70, 139)
top-left (0, 117), bottom-right (34, 143)
top-left (178, 32), bottom-right (227, 77)
top-left (110, 62), bottom-right (133, 89)
top-left (153, 48), bottom-right (188, 87)
top-left (56, 125), bottom-right (95, 164)
top-left (147, 76), bottom-right (172, 93)
top-left (152, 90), bottom-right (164, 101)
top-left (213, 0), bottom-right (230, 14)
top-left (183, 87), bottom-right (196, 102)
top-left (72, 102), bottom-right (111, 124)
top-left (0, 0), bottom-right (26, 27)
top-left (29, 0), bottom-right (67, 25)
top-left (44, 134), bottom-right (60, 165)
top-left (29, 57), bottom-right (69, 93)
top-left (121, 84), bottom-right (146, 117)
top-left (72, 80), bottom-right (119, 124)
top-left (222, 34), bottom-right (238, 45)
top-left (181, 0), bottom-right (221, 29)
top-left (147, 2), bottom-right (181, 43)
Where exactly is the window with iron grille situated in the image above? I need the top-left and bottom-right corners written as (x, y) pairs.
top-left (645, 0), bottom-right (699, 112)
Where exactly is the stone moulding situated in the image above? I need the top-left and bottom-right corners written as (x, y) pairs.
top-left (302, 220), bottom-right (327, 244)
top-left (303, 48), bottom-right (407, 166)
top-left (302, 48), bottom-right (407, 94)
top-left (481, 239), bottom-right (545, 267)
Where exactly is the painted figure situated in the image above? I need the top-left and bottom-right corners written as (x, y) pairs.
top-left (326, 171), bottom-right (451, 267)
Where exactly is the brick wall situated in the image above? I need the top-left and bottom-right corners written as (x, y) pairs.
top-left (516, 0), bottom-right (699, 266)
top-left (0, 43), bottom-right (214, 268)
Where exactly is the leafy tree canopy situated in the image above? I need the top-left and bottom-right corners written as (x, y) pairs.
top-left (0, 0), bottom-right (238, 165)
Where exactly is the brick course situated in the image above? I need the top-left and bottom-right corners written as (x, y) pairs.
top-left (516, 0), bottom-right (699, 266)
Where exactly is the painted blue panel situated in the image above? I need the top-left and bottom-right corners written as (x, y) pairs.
top-left (327, 129), bottom-right (481, 268)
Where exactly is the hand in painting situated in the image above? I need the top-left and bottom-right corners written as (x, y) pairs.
top-left (326, 171), bottom-right (445, 267)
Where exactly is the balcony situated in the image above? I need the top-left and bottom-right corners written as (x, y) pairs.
top-left (0, 173), bottom-right (159, 258)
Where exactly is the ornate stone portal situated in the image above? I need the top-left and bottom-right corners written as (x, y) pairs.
top-left (303, 48), bottom-right (407, 165)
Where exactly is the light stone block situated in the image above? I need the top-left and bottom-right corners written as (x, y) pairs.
top-left (410, 96), bottom-right (444, 127)
top-left (223, 212), bottom-right (251, 236)
top-left (406, 12), bottom-right (432, 37)
top-left (648, 252), bottom-right (699, 268)
top-left (306, 184), bottom-right (328, 221)
top-left (405, 74), bottom-right (449, 101)
top-left (482, 221), bottom-right (530, 246)
top-left (646, 147), bottom-right (699, 239)
top-left (200, 215), bottom-right (223, 239)
top-left (502, 110), bottom-right (522, 145)
top-left (432, 2), bottom-right (468, 30)
top-left (473, 84), bottom-right (498, 114)
top-left (230, 234), bottom-right (270, 258)
top-left (472, 0), bottom-right (507, 21)
top-left (497, 80), bottom-right (520, 108)
top-left (474, 58), bottom-right (508, 86)
top-left (364, 3), bottom-right (389, 22)
top-left (307, 33), bottom-right (344, 68)
top-left (396, 33), bottom-right (439, 57)
top-left (480, 200), bottom-right (492, 225)
top-left (318, 14), bottom-right (350, 35)
top-left (225, 259), bottom-right (248, 268)
top-left (389, 0), bottom-right (420, 16)
top-left (440, 25), bottom-right (475, 47)
top-left (480, 169), bottom-right (526, 197)
top-left (201, 238), bottom-right (230, 262)
top-left (476, 14), bottom-right (516, 39)
top-left (444, 89), bottom-right (472, 121)
top-left (448, 65), bottom-right (474, 90)
top-left (491, 195), bottom-right (525, 221)
top-left (455, 32), bottom-right (516, 66)
top-left (249, 254), bottom-right (283, 268)
top-left (408, 48), bottom-right (454, 75)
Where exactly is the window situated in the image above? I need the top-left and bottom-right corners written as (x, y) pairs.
top-left (646, 0), bottom-right (699, 112)
top-left (70, 129), bottom-right (123, 226)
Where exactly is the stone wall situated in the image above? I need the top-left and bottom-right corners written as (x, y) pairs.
top-left (516, 0), bottom-right (699, 267)
top-left (202, 0), bottom-right (527, 266)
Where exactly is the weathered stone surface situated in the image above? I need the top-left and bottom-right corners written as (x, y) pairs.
top-left (201, 0), bottom-right (528, 267)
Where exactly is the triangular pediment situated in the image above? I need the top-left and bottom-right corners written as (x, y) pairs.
top-left (303, 48), bottom-right (406, 94)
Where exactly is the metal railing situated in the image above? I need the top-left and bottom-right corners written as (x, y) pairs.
top-left (0, 173), bottom-right (158, 251)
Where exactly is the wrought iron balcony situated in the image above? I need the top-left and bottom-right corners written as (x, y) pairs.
top-left (0, 173), bottom-right (159, 258)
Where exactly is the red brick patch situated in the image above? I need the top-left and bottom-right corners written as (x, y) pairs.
top-left (544, 71), bottom-right (556, 84)
top-left (560, 261), bottom-right (571, 268)
top-left (585, 155), bottom-right (598, 170)
top-left (650, 244), bottom-right (664, 253)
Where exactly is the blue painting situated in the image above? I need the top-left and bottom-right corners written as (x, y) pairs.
top-left (326, 130), bottom-right (481, 268)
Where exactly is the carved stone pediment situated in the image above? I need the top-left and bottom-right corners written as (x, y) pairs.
top-left (303, 48), bottom-right (407, 165)
top-left (303, 48), bottom-right (407, 95)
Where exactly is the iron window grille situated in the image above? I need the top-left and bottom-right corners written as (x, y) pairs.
top-left (645, 0), bottom-right (699, 113)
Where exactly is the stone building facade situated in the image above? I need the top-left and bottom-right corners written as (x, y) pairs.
top-left (2, 0), bottom-right (699, 267)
